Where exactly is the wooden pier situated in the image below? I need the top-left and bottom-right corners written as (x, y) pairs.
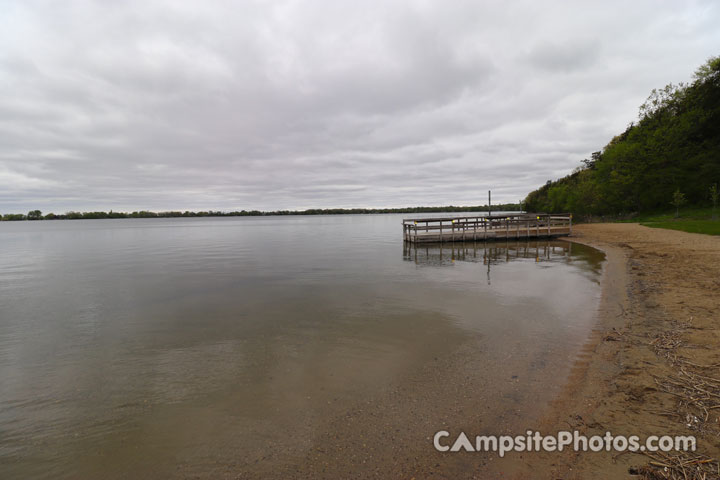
top-left (402, 213), bottom-right (572, 243)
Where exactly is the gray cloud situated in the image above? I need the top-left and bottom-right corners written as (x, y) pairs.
top-left (526, 40), bottom-right (601, 73)
top-left (1, 0), bottom-right (719, 212)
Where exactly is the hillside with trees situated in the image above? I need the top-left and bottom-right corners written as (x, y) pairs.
top-left (524, 56), bottom-right (720, 217)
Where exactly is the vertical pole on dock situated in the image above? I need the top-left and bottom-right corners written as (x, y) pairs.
top-left (569, 214), bottom-right (573, 235)
top-left (488, 190), bottom-right (491, 218)
top-left (439, 220), bottom-right (443, 243)
top-left (547, 215), bottom-right (551, 236)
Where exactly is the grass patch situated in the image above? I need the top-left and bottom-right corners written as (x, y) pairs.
top-left (618, 207), bottom-right (717, 223)
top-left (611, 207), bottom-right (720, 235)
top-left (641, 219), bottom-right (720, 235)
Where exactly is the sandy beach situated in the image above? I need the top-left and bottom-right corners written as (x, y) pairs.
top-left (495, 223), bottom-right (720, 479)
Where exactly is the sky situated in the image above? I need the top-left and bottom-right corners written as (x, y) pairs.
top-left (1, 0), bottom-right (719, 213)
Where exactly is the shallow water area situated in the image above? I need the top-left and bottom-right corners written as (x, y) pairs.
top-left (0, 214), bottom-right (604, 478)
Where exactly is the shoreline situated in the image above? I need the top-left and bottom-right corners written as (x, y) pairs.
top-left (496, 223), bottom-right (720, 478)
top-left (0, 208), bottom-right (522, 222)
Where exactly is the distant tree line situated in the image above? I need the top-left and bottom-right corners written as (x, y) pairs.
top-left (523, 56), bottom-right (720, 216)
top-left (1, 204), bottom-right (522, 221)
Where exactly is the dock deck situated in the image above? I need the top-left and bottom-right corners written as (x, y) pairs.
top-left (402, 213), bottom-right (572, 243)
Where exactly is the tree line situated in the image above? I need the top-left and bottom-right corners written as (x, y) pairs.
top-left (1, 204), bottom-right (521, 221)
top-left (523, 56), bottom-right (720, 217)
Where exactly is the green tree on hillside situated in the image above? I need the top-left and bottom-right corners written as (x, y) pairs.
top-left (671, 189), bottom-right (686, 218)
top-left (524, 55), bottom-right (720, 216)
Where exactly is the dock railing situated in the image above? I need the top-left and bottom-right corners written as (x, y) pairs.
top-left (402, 213), bottom-right (572, 243)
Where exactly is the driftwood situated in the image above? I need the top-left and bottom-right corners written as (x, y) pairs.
top-left (636, 451), bottom-right (720, 479)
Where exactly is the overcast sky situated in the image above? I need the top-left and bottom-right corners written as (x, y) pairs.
top-left (1, 0), bottom-right (718, 212)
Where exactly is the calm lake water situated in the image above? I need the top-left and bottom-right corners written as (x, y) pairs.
top-left (0, 214), bottom-right (604, 479)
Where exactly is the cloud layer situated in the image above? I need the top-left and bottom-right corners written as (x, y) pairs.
top-left (1, 0), bottom-right (718, 212)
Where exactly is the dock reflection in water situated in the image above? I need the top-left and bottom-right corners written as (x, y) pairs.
top-left (404, 239), bottom-right (604, 284)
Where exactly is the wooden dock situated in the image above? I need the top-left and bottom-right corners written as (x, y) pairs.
top-left (402, 213), bottom-right (572, 243)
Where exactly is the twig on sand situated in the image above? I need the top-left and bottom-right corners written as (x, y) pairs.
top-left (652, 367), bottom-right (720, 436)
top-left (635, 450), bottom-right (720, 479)
top-left (639, 325), bottom-right (720, 477)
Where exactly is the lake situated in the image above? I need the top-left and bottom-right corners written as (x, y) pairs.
top-left (0, 214), bottom-right (604, 478)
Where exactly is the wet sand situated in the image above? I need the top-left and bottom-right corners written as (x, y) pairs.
top-left (496, 223), bottom-right (720, 479)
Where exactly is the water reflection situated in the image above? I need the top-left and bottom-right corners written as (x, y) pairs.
top-left (0, 217), bottom-right (605, 479)
top-left (403, 239), bottom-right (604, 284)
